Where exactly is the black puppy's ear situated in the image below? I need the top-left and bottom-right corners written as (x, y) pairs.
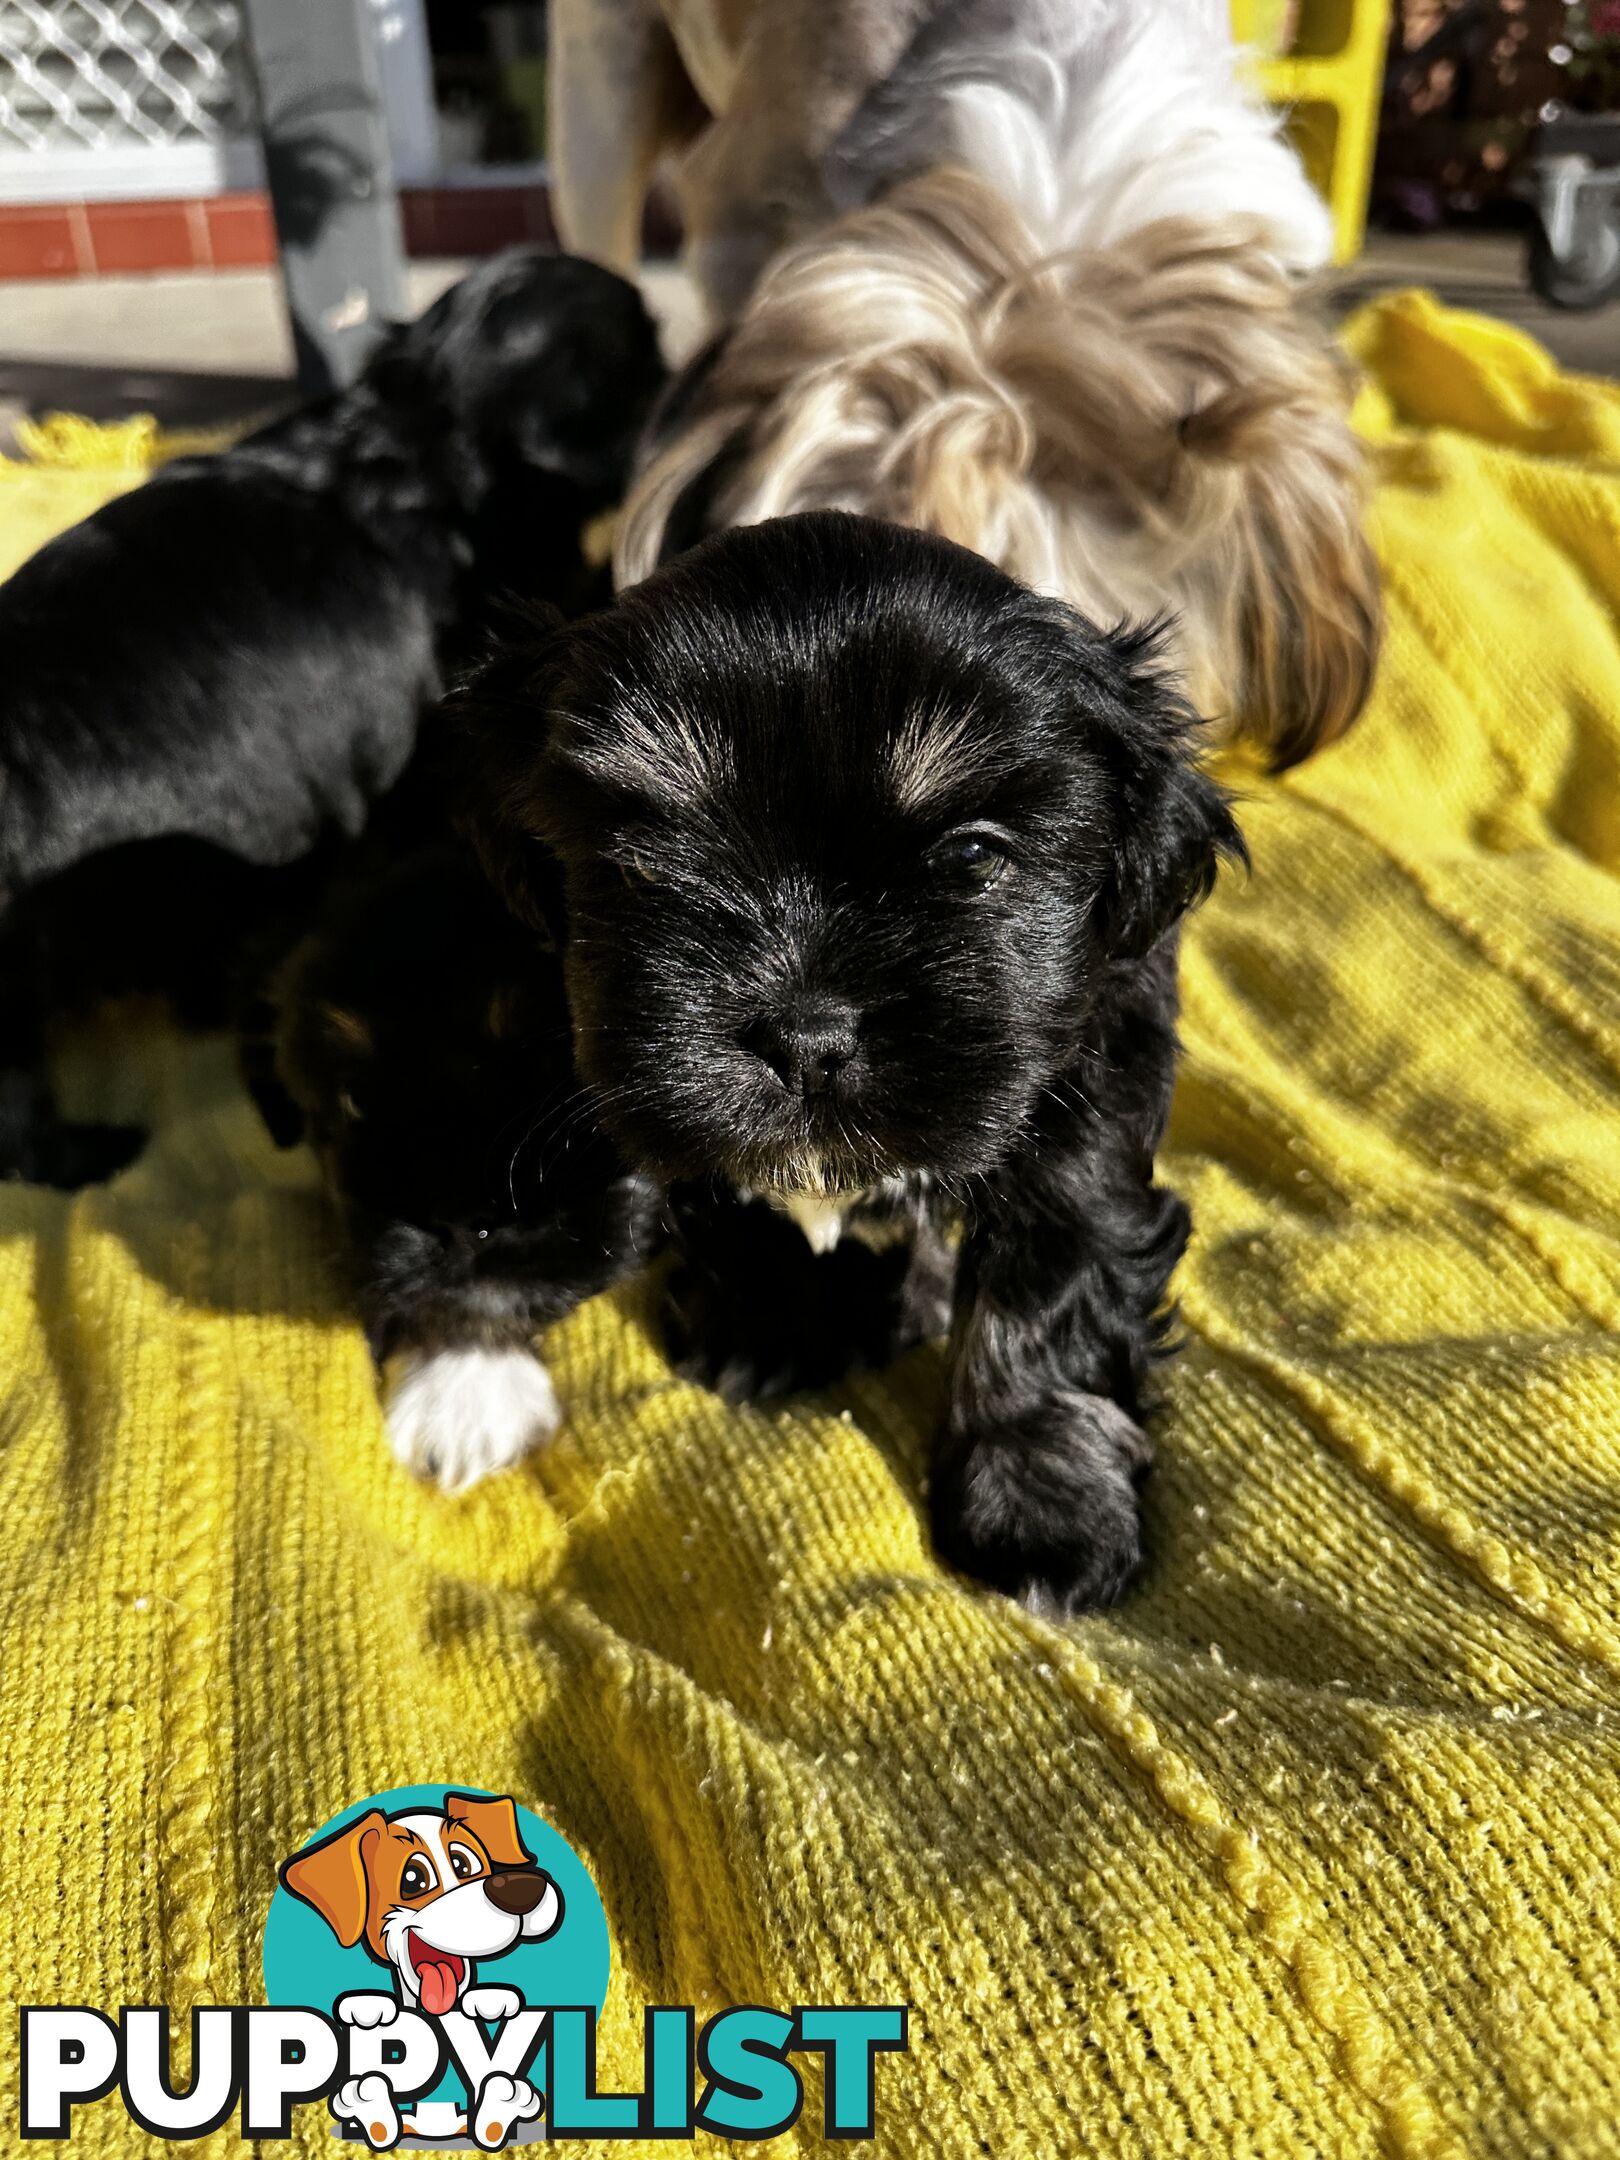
top-left (1087, 622), bottom-right (1247, 961)
top-left (447, 613), bottom-right (571, 946)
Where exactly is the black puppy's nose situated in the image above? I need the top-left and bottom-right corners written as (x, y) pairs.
top-left (742, 1001), bottom-right (859, 1097)
top-left (484, 1868), bottom-right (550, 1916)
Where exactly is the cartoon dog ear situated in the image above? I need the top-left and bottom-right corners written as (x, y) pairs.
top-left (444, 1792), bottom-right (534, 1871)
top-left (278, 1809), bottom-right (386, 1949)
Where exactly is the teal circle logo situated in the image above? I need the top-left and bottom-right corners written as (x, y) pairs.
top-left (264, 1785), bottom-right (609, 2145)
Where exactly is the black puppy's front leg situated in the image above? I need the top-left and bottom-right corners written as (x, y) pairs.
top-left (931, 1076), bottom-right (1188, 1614)
top-left (0, 906), bottom-right (144, 1188)
top-left (359, 1184), bottom-right (657, 1492)
top-left (662, 1187), bottom-right (953, 1403)
top-left (257, 842), bottom-right (665, 1491)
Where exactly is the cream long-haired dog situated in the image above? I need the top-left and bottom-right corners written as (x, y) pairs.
top-left (555, 0), bottom-right (1380, 767)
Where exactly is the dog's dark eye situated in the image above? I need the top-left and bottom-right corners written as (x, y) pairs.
top-left (618, 853), bottom-right (660, 889)
top-left (934, 831), bottom-right (1009, 890)
top-left (448, 1843), bottom-right (481, 1881)
top-left (401, 1858), bottom-right (436, 1899)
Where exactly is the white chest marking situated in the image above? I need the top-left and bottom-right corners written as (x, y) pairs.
top-left (765, 1178), bottom-right (915, 1256)
top-left (775, 1191), bottom-right (852, 1253)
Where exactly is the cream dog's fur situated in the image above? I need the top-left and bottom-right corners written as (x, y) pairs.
top-left (550, 0), bottom-right (936, 313)
top-left (588, 0), bottom-right (1380, 766)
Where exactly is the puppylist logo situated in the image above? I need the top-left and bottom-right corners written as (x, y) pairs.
top-left (19, 1784), bottom-right (908, 2148)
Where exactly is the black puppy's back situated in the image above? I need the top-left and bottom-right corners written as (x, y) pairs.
top-left (0, 248), bottom-right (666, 1187)
top-left (0, 462), bottom-right (442, 895)
top-left (0, 252), bottom-right (667, 902)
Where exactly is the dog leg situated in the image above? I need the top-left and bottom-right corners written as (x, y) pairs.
top-left (358, 1183), bottom-right (659, 1493)
top-left (0, 918), bottom-right (144, 1188)
top-left (549, 0), bottom-right (699, 274)
top-left (931, 1082), bottom-right (1189, 1615)
top-left (662, 1188), bottom-right (947, 1402)
top-left (331, 2071), bottom-right (401, 2151)
top-left (471, 2070), bottom-right (543, 2150)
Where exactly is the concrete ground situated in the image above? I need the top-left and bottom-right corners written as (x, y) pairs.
top-left (0, 229), bottom-right (1612, 454)
top-left (1342, 227), bottom-right (1620, 374)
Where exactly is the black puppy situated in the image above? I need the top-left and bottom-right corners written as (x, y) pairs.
top-left (258, 841), bottom-right (658, 1490)
top-left (275, 512), bottom-right (1241, 1610)
top-left (0, 247), bottom-right (665, 1186)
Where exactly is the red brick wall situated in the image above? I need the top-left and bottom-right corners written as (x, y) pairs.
top-left (0, 186), bottom-right (558, 279)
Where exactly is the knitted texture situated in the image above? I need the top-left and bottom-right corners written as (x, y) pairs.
top-left (0, 414), bottom-right (229, 577)
top-left (2, 292), bottom-right (1618, 2155)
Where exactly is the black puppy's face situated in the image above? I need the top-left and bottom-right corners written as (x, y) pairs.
top-left (461, 513), bottom-right (1239, 1193)
top-left (393, 247), bottom-right (666, 495)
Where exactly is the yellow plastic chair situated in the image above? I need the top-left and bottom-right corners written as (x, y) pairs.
top-left (1232, 0), bottom-right (1394, 262)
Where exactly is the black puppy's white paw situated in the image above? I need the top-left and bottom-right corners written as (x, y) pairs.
top-left (382, 1345), bottom-right (561, 1492)
top-left (931, 1395), bottom-right (1152, 1614)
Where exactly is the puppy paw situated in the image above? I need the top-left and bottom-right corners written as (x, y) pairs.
top-left (461, 1983), bottom-right (523, 2021)
top-left (472, 2070), bottom-right (542, 2149)
top-left (662, 1237), bottom-right (920, 1403)
top-left (383, 1347), bottom-right (561, 1493)
top-left (332, 2072), bottom-right (400, 2149)
top-left (335, 1991), bottom-right (399, 2029)
top-left (931, 1395), bottom-right (1152, 1615)
top-left (662, 1271), bottom-right (811, 1402)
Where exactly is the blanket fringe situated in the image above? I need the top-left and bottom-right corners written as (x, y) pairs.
top-left (0, 411), bottom-right (228, 474)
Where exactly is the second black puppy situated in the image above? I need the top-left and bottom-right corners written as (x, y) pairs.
top-left (0, 247), bottom-right (664, 1185)
top-left (0, 249), bottom-right (662, 903)
top-left (287, 513), bottom-right (1241, 1609)
top-left (259, 842), bottom-right (658, 1493)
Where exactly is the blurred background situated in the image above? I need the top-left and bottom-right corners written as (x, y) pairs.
top-left (0, 0), bottom-right (1617, 452)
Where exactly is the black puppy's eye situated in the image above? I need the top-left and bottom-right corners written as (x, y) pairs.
top-left (619, 853), bottom-right (660, 888)
top-left (934, 831), bottom-right (1009, 890)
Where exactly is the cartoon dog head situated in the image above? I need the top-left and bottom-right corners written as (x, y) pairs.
top-left (280, 1792), bottom-right (563, 2015)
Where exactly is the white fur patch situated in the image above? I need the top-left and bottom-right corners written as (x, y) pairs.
top-left (766, 1176), bottom-right (915, 1256)
top-left (384, 1347), bottom-right (561, 1494)
top-left (774, 1191), bottom-right (851, 1254)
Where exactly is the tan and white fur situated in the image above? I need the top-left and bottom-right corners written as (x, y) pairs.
top-left (602, 0), bottom-right (1380, 766)
top-left (550, 0), bottom-right (938, 314)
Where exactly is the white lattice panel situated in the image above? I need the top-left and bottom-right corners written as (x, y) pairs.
top-left (0, 0), bottom-right (253, 154)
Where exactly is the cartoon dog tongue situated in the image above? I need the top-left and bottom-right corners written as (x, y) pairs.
top-left (415, 1947), bottom-right (462, 2015)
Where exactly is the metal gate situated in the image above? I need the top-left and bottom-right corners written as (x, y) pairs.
top-left (0, 0), bottom-right (259, 200)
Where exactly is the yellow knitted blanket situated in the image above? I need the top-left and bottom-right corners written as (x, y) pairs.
top-left (3, 293), bottom-right (1618, 2157)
